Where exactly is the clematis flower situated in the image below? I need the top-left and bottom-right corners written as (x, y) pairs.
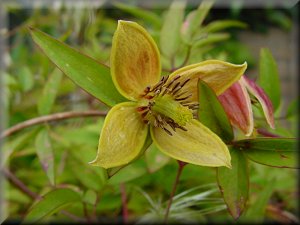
top-left (90, 20), bottom-right (247, 169)
top-left (218, 76), bottom-right (275, 136)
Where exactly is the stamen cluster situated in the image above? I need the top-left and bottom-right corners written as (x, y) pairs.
top-left (137, 75), bottom-right (199, 135)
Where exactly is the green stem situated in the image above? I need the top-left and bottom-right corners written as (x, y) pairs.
top-left (164, 160), bottom-right (187, 223)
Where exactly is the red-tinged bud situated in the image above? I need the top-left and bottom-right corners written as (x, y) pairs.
top-left (242, 77), bottom-right (275, 129)
top-left (218, 79), bottom-right (254, 136)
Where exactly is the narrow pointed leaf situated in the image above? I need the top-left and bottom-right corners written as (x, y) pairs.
top-left (193, 33), bottom-right (230, 48)
top-left (258, 48), bottom-right (281, 110)
top-left (160, 0), bottom-right (186, 58)
top-left (30, 28), bottom-right (125, 106)
top-left (23, 188), bottom-right (81, 223)
top-left (242, 76), bottom-right (275, 129)
top-left (113, 2), bottom-right (161, 28)
top-left (217, 147), bottom-right (249, 219)
top-left (242, 179), bottom-right (275, 223)
top-left (181, 0), bottom-right (214, 43)
top-left (90, 102), bottom-right (148, 169)
top-left (198, 80), bottom-right (233, 142)
top-left (234, 138), bottom-right (297, 168)
top-left (151, 119), bottom-right (231, 168)
top-left (202, 20), bottom-right (247, 33)
top-left (38, 68), bottom-right (62, 115)
top-left (218, 79), bottom-right (253, 136)
top-left (35, 129), bottom-right (55, 185)
top-left (169, 60), bottom-right (247, 103)
top-left (111, 20), bottom-right (161, 100)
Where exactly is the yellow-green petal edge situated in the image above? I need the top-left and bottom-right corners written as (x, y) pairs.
top-left (150, 119), bottom-right (231, 168)
top-left (169, 60), bottom-right (247, 102)
top-left (110, 20), bottom-right (161, 101)
top-left (90, 102), bottom-right (148, 169)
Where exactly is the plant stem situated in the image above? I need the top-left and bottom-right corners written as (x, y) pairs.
top-left (0, 110), bottom-right (107, 139)
top-left (120, 183), bottom-right (128, 224)
top-left (2, 167), bottom-right (87, 222)
top-left (164, 160), bottom-right (187, 224)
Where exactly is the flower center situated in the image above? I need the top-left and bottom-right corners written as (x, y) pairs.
top-left (137, 75), bottom-right (198, 135)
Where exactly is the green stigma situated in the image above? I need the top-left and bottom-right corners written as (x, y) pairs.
top-left (152, 95), bottom-right (193, 126)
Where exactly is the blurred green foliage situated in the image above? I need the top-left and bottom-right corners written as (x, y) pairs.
top-left (2, 1), bottom-right (298, 224)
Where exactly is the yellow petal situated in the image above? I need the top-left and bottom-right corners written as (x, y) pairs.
top-left (169, 60), bottom-right (247, 102)
top-left (90, 102), bottom-right (148, 169)
top-left (150, 119), bottom-right (231, 168)
top-left (110, 20), bottom-right (161, 100)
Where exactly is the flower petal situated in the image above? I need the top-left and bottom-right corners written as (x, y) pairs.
top-left (110, 20), bottom-right (161, 100)
top-left (150, 119), bottom-right (231, 168)
top-left (218, 79), bottom-right (254, 136)
top-left (242, 76), bottom-right (275, 129)
top-left (169, 60), bottom-right (247, 102)
top-left (90, 102), bottom-right (148, 169)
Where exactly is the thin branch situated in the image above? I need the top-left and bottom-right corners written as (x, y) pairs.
top-left (2, 168), bottom-right (42, 200)
top-left (2, 167), bottom-right (87, 222)
top-left (1, 110), bottom-right (107, 139)
top-left (120, 183), bottom-right (129, 224)
top-left (164, 161), bottom-right (187, 223)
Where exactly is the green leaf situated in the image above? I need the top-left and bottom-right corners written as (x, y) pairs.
top-left (29, 28), bottom-right (126, 106)
top-left (113, 2), bottom-right (161, 29)
top-left (286, 98), bottom-right (298, 118)
top-left (37, 68), bottom-right (62, 115)
top-left (23, 188), bottom-right (81, 223)
top-left (108, 158), bottom-right (148, 185)
top-left (160, 0), bottom-right (186, 58)
top-left (234, 138), bottom-right (297, 168)
top-left (181, 0), bottom-right (214, 43)
top-left (145, 142), bottom-right (170, 173)
top-left (193, 33), bottom-right (230, 49)
top-left (202, 20), bottom-right (247, 33)
top-left (258, 48), bottom-right (281, 111)
top-left (198, 80), bottom-right (233, 142)
top-left (242, 178), bottom-right (275, 223)
top-left (35, 129), bottom-right (55, 185)
top-left (217, 147), bottom-right (249, 219)
top-left (17, 66), bottom-right (34, 92)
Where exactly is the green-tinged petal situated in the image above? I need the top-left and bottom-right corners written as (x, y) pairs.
top-left (111, 20), bottom-right (161, 100)
top-left (90, 102), bottom-right (148, 169)
top-left (150, 119), bottom-right (231, 168)
top-left (169, 60), bottom-right (247, 102)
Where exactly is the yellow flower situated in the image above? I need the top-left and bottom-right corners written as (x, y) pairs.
top-left (90, 20), bottom-right (247, 169)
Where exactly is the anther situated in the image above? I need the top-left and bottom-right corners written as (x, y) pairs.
top-left (180, 78), bottom-right (190, 88)
top-left (175, 94), bottom-right (192, 101)
top-left (163, 127), bottom-right (173, 136)
top-left (137, 106), bottom-right (149, 112)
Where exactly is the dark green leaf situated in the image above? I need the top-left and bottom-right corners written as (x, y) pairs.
top-left (160, 0), bottom-right (186, 58)
top-left (38, 68), bottom-right (62, 115)
top-left (198, 80), bottom-right (233, 142)
top-left (35, 129), bottom-right (55, 185)
top-left (217, 147), bottom-right (249, 219)
top-left (258, 48), bottom-right (281, 111)
top-left (23, 188), bottom-right (81, 223)
top-left (235, 138), bottom-right (297, 168)
top-left (30, 28), bottom-right (126, 106)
